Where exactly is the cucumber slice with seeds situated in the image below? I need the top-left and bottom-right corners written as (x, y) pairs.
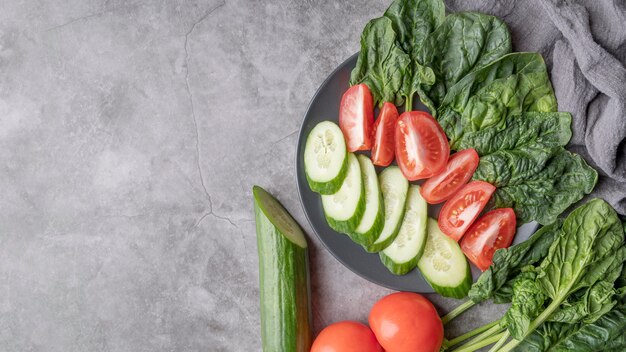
top-left (349, 155), bottom-right (385, 247)
top-left (366, 166), bottom-right (408, 253)
top-left (380, 185), bottom-right (428, 275)
top-left (304, 121), bottom-right (348, 194)
top-left (321, 153), bottom-right (365, 234)
top-left (418, 218), bottom-right (472, 298)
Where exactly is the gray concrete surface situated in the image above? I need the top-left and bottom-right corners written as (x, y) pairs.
top-left (0, 1), bottom-right (506, 351)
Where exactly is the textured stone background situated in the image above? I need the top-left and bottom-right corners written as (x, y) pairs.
top-left (0, 1), bottom-right (506, 351)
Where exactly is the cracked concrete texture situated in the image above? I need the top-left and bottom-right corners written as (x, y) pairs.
top-left (0, 1), bottom-right (505, 351)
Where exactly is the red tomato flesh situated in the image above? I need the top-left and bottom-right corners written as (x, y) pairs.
top-left (371, 102), bottom-right (400, 166)
top-left (395, 111), bottom-right (449, 181)
top-left (420, 148), bottom-right (479, 204)
top-left (369, 292), bottom-right (443, 352)
top-left (311, 321), bottom-right (383, 352)
top-left (461, 208), bottom-right (517, 271)
top-left (439, 181), bottom-right (496, 241)
top-left (339, 84), bottom-right (374, 152)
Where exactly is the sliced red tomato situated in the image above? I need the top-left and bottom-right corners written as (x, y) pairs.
top-left (420, 149), bottom-right (479, 204)
top-left (311, 321), bottom-right (383, 352)
top-left (438, 181), bottom-right (496, 241)
top-left (369, 292), bottom-right (443, 352)
top-left (339, 84), bottom-right (374, 152)
top-left (371, 102), bottom-right (399, 166)
top-left (395, 111), bottom-right (449, 181)
top-left (461, 208), bottom-right (517, 271)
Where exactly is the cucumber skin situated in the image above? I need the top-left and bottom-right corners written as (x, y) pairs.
top-left (349, 194), bottom-right (384, 247)
top-left (379, 251), bottom-right (419, 275)
top-left (365, 210), bottom-right (405, 252)
top-left (349, 162), bottom-right (385, 247)
top-left (324, 184), bottom-right (366, 234)
top-left (254, 190), bottom-right (312, 351)
top-left (306, 151), bottom-right (349, 195)
top-left (422, 262), bottom-right (472, 299)
top-left (379, 185), bottom-right (428, 275)
top-left (365, 192), bottom-right (408, 253)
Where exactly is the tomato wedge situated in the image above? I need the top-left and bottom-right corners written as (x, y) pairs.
top-left (371, 102), bottom-right (399, 166)
top-left (438, 181), bottom-right (495, 241)
top-left (420, 149), bottom-right (479, 204)
top-left (461, 208), bottom-right (517, 271)
top-left (395, 111), bottom-right (449, 181)
top-left (339, 84), bottom-right (374, 152)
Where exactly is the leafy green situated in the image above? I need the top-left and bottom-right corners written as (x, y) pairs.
top-left (383, 0), bottom-right (445, 108)
top-left (384, 0), bottom-right (445, 56)
top-left (490, 150), bottom-right (597, 225)
top-left (459, 111), bottom-right (570, 187)
top-left (513, 236), bottom-right (626, 352)
top-left (415, 12), bottom-right (512, 112)
top-left (454, 112), bottom-right (571, 159)
top-left (504, 272), bottom-right (546, 339)
top-left (548, 281), bottom-right (619, 324)
top-left (537, 199), bottom-right (623, 304)
top-left (512, 305), bottom-right (626, 352)
top-left (436, 52), bottom-right (557, 143)
top-left (350, 17), bottom-right (411, 106)
top-left (497, 199), bottom-right (626, 351)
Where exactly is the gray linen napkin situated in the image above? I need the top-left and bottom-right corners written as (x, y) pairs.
top-left (445, 0), bottom-right (626, 216)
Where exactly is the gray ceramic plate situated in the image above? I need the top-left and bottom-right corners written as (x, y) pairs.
top-left (296, 53), bottom-right (538, 292)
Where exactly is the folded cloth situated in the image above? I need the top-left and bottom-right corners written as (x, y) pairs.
top-left (446, 0), bottom-right (626, 216)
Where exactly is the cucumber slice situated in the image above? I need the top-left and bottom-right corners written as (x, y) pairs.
top-left (418, 218), bottom-right (472, 298)
top-left (380, 185), bottom-right (428, 275)
top-left (304, 121), bottom-right (348, 194)
top-left (253, 186), bottom-right (312, 351)
top-left (366, 166), bottom-right (409, 253)
top-left (349, 155), bottom-right (384, 247)
top-left (321, 153), bottom-right (365, 234)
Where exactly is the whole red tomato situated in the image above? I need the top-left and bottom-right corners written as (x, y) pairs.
top-left (369, 292), bottom-right (443, 352)
top-left (310, 320), bottom-right (383, 352)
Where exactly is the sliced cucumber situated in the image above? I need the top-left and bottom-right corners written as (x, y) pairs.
top-left (380, 185), bottom-right (428, 275)
top-left (321, 153), bottom-right (365, 234)
top-left (366, 166), bottom-right (409, 253)
top-left (253, 186), bottom-right (312, 351)
top-left (304, 121), bottom-right (348, 194)
top-left (418, 218), bottom-right (472, 298)
top-left (349, 155), bottom-right (384, 247)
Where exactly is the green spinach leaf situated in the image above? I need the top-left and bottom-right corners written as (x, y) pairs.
top-left (436, 52), bottom-right (557, 143)
top-left (350, 17), bottom-right (411, 106)
top-left (416, 12), bottom-right (512, 112)
top-left (488, 149), bottom-right (598, 225)
top-left (502, 199), bottom-right (624, 343)
top-left (548, 281), bottom-right (619, 324)
top-left (505, 272), bottom-right (547, 339)
top-left (512, 304), bottom-right (626, 352)
top-left (383, 0), bottom-right (444, 108)
top-left (459, 111), bottom-right (571, 187)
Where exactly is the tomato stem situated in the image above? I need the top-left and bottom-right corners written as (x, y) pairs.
top-left (442, 300), bottom-right (476, 324)
top-left (443, 320), bottom-right (500, 349)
